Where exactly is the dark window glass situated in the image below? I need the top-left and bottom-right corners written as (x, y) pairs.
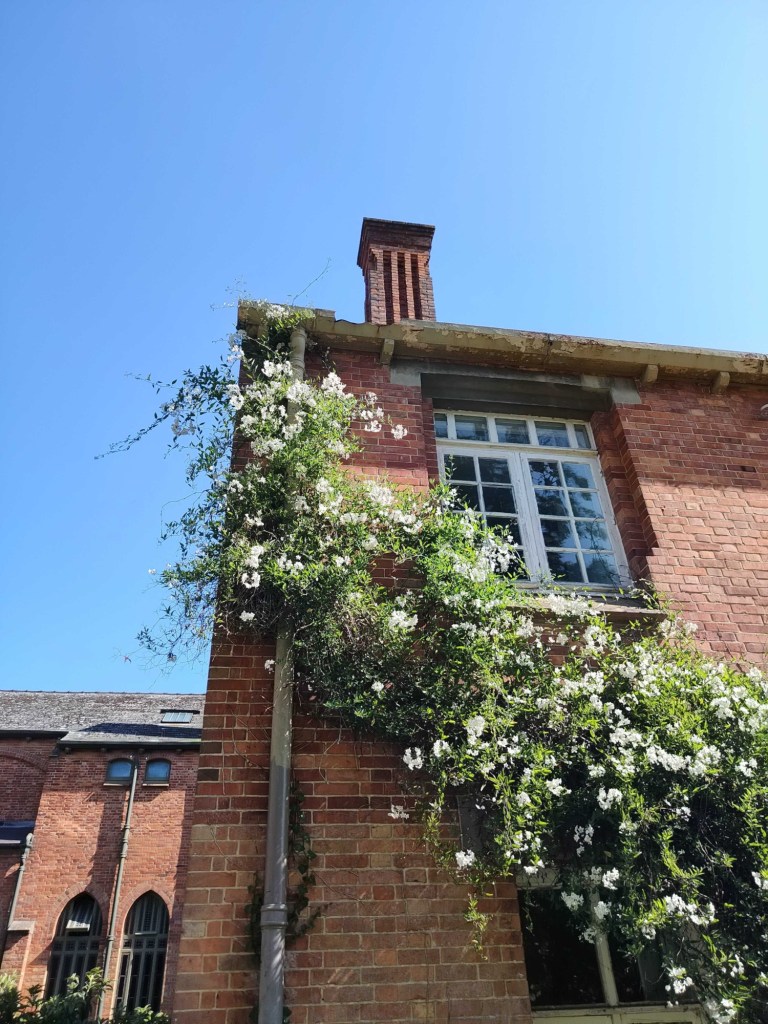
top-left (540, 519), bottom-right (576, 549)
top-left (443, 454), bottom-right (476, 481)
top-left (478, 458), bottom-right (511, 484)
top-left (535, 490), bottom-right (569, 516)
top-left (452, 484), bottom-right (480, 511)
top-left (145, 760), bottom-right (171, 784)
top-left (576, 520), bottom-right (611, 551)
top-left (568, 490), bottom-right (603, 517)
top-left (487, 518), bottom-right (522, 546)
top-left (546, 550), bottom-right (584, 582)
top-left (46, 895), bottom-right (103, 998)
top-left (520, 890), bottom-right (604, 1006)
top-left (584, 552), bottom-right (619, 586)
top-left (117, 893), bottom-right (169, 1012)
top-left (106, 759), bottom-right (133, 784)
top-left (483, 488), bottom-right (516, 514)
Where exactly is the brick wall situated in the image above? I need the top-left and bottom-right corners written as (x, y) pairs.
top-left (610, 381), bottom-right (768, 663)
top-left (175, 350), bottom-right (532, 1023)
top-left (1, 745), bottom-right (198, 1017)
top-left (176, 346), bottom-right (768, 1022)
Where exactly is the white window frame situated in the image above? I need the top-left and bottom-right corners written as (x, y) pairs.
top-left (434, 411), bottom-right (631, 592)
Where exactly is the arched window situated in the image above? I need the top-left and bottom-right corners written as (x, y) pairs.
top-left (144, 758), bottom-right (171, 784)
top-left (105, 758), bottom-right (133, 784)
top-left (45, 893), bottom-right (103, 998)
top-left (116, 892), bottom-right (169, 1011)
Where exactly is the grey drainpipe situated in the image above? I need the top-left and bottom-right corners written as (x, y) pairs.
top-left (258, 324), bottom-right (306, 1024)
top-left (96, 757), bottom-right (139, 1019)
top-left (0, 831), bottom-right (34, 968)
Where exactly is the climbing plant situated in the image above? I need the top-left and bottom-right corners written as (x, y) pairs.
top-left (114, 303), bottom-right (768, 1023)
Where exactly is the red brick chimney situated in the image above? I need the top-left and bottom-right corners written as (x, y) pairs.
top-left (357, 218), bottom-right (436, 324)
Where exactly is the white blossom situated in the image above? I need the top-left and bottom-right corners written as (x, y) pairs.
top-left (597, 787), bottom-right (623, 810)
top-left (391, 424), bottom-right (408, 440)
top-left (455, 849), bottom-right (476, 870)
top-left (403, 747), bottom-right (423, 770)
top-left (561, 891), bottom-right (584, 911)
top-left (432, 739), bottom-right (450, 758)
top-left (388, 804), bottom-right (409, 820)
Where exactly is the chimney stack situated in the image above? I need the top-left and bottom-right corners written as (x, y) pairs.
top-left (357, 218), bottom-right (436, 325)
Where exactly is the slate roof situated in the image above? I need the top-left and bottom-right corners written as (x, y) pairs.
top-left (0, 691), bottom-right (205, 747)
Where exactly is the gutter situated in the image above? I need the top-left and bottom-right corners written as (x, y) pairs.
top-left (96, 757), bottom-right (139, 1019)
top-left (258, 324), bottom-right (307, 1024)
top-left (0, 831), bottom-right (34, 967)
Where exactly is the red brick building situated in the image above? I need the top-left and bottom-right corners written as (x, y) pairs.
top-left (0, 690), bottom-right (203, 1017)
top-left (171, 219), bottom-right (768, 1024)
top-left (8, 221), bottom-right (765, 1023)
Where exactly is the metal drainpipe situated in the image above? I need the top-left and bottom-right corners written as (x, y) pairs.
top-left (258, 324), bottom-right (306, 1024)
top-left (0, 831), bottom-right (34, 968)
top-left (96, 757), bottom-right (139, 1020)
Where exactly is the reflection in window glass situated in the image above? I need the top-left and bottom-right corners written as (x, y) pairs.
top-left (574, 424), bottom-right (592, 449)
top-left (496, 418), bottom-right (530, 444)
top-left (534, 421), bottom-right (570, 447)
top-left (434, 413), bottom-right (448, 438)
top-left (455, 415), bottom-right (489, 441)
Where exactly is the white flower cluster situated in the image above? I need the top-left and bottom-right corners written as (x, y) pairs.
top-left (403, 747), bottom-right (423, 770)
top-left (455, 849), bottom-right (476, 870)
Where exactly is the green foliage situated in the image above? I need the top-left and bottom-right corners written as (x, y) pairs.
top-left (0, 971), bottom-right (168, 1024)
top-left (119, 303), bottom-right (768, 1022)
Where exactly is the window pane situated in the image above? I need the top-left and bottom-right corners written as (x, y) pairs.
top-left (483, 487), bottom-right (516, 514)
top-left (584, 552), bottom-right (619, 586)
top-left (520, 890), bottom-right (604, 1006)
top-left (495, 418), bottom-right (529, 444)
top-left (576, 520), bottom-right (611, 550)
top-left (434, 413), bottom-right (448, 438)
top-left (547, 550), bottom-right (584, 582)
top-left (540, 519), bottom-right (576, 548)
top-left (106, 760), bottom-right (132, 783)
top-left (562, 462), bottom-right (595, 489)
top-left (529, 461), bottom-right (561, 487)
top-left (535, 489), bottom-right (569, 516)
top-left (145, 760), bottom-right (171, 784)
top-left (574, 424), bottom-right (592, 449)
top-left (534, 421), bottom-right (570, 447)
top-left (614, 941), bottom-right (668, 1002)
top-left (455, 415), bottom-right (489, 441)
top-left (568, 490), bottom-right (603, 517)
top-left (452, 484), bottom-right (480, 510)
top-left (444, 455), bottom-right (476, 481)
top-left (478, 458), bottom-right (511, 484)
top-left (487, 518), bottom-right (522, 546)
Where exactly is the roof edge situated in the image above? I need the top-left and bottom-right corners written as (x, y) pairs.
top-left (237, 309), bottom-right (768, 386)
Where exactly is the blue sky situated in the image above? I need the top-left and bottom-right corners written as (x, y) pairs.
top-left (2, 1), bottom-right (767, 694)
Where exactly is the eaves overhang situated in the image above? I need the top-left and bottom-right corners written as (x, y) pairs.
top-left (238, 305), bottom-right (768, 387)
